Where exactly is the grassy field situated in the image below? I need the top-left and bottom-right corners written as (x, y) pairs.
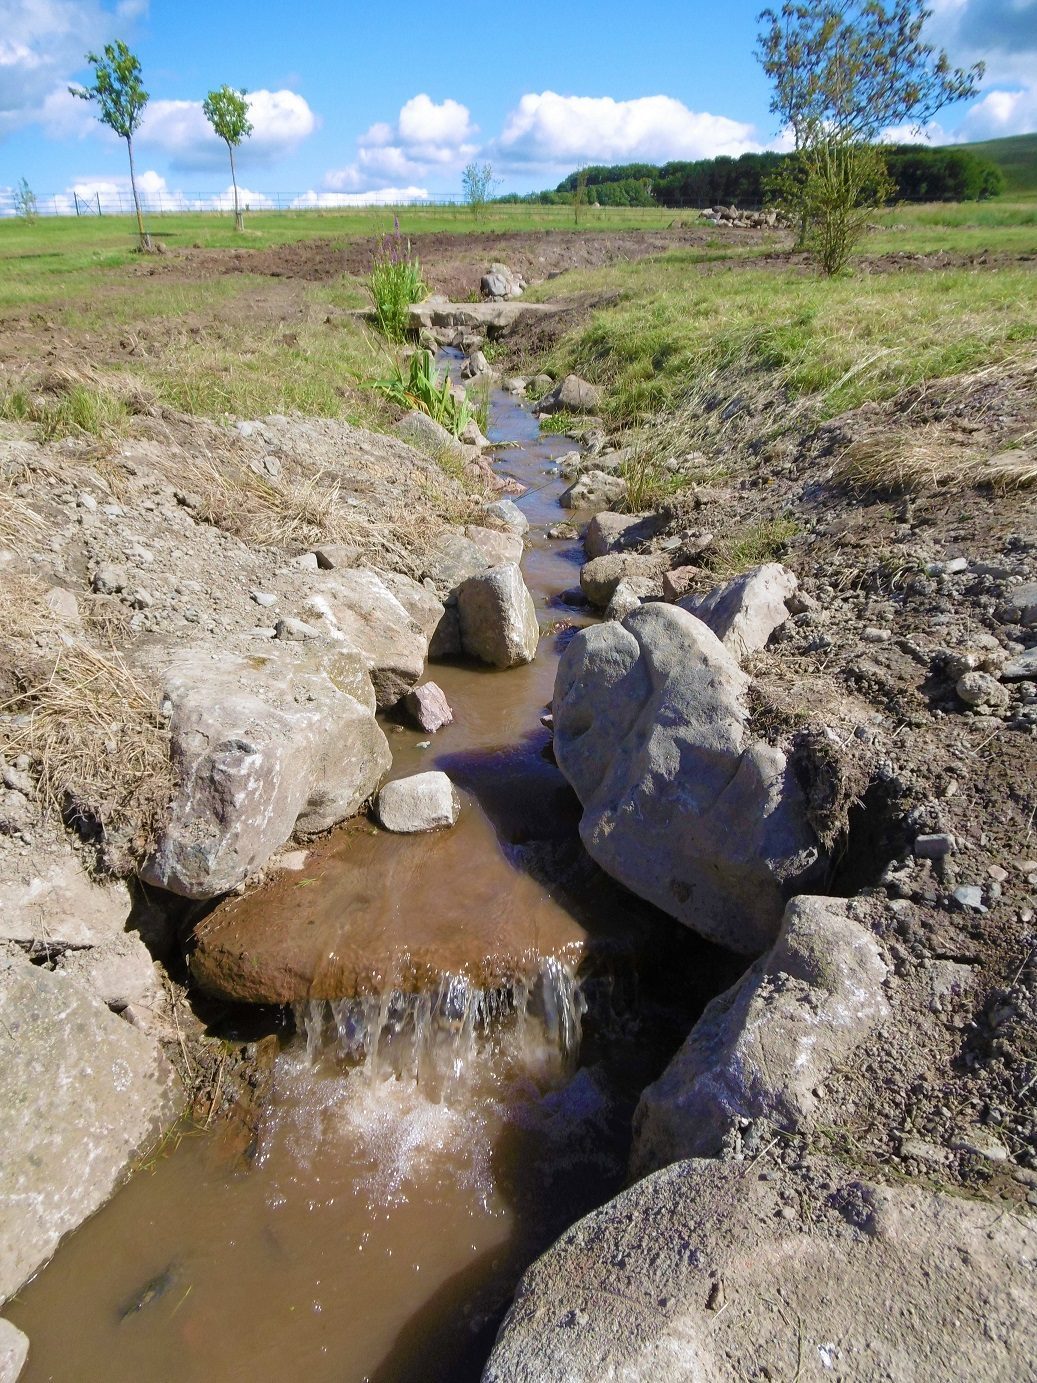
top-left (959, 132), bottom-right (1037, 195)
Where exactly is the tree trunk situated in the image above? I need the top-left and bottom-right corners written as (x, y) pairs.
top-left (126, 135), bottom-right (153, 252)
top-left (228, 142), bottom-right (243, 232)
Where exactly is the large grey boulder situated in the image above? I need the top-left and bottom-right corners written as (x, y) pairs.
top-left (584, 511), bottom-right (663, 559)
top-left (140, 644), bottom-right (390, 899)
top-left (305, 567), bottom-right (428, 707)
top-left (408, 298), bottom-right (557, 337)
top-left (458, 565), bottom-right (540, 669)
top-left (560, 471), bottom-right (627, 513)
top-left (579, 552), bottom-right (667, 608)
top-left (0, 1319), bottom-right (28, 1382)
top-left (484, 1154), bottom-right (1037, 1383)
top-left (679, 562), bottom-right (796, 660)
top-left (0, 962), bottom-right (179, 1303)
top-left (536, 374), bottom-right (603, 415)
top-left (634, 896), bottom-right (888, 1171)
top-left (465, 524), bottom-right (524, 567)
top-left (376, 771), bottom-right (460, 832)
top-left (372, 568), bottom-right (445, 644)
top-left (482, 263), bottom-right (525, 299)
top-left (553, 605), bottom-right (818, 954)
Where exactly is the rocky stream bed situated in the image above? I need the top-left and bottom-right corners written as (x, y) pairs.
top-left (1, 291), bottom-right (1036, 1381)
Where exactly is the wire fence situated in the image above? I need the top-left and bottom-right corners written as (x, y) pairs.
top-left (0, 188), bottom-right (692, 220)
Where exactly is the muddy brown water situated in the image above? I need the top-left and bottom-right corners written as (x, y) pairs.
top-left (8, 364), bottom-right (732, 1382)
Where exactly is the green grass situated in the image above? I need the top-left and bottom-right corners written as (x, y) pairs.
top-left (0, 382), bottom-right (131, 441)
top-left (524, 237), bottom-right (1037, 427)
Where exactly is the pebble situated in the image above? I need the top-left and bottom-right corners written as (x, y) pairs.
top-left (250, 590), bottom-right (277, 608)
top-left (952, 885), bottom-right (986, 912)
top-left (861, 627), bottom-right (891, 643)
top-left (915, 833), bottom-right (955, 859)
top-left (928, 557), bottom-right (969, 576)
top-left (274, 617), bottom-right (320, 641)
top-left (956, 671), bottom-right (1009, 710)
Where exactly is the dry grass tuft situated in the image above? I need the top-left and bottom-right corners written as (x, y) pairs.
top-left (835, 426), bottom-right (1037, 495)
top-left (0, 575), bottom-right (173, 868)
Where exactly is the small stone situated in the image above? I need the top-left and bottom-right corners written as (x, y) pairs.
top-left (289, 553), bottom-right (320, 572)
top-left (273, 850), bottom-right (309, 872)
top-left (928, 557), bottom-right (968, 576)
top-left (988, 865), bottom-right (1009, 883)
top-left (402, 682), bottom-right (453, 734)
top-left (956, 671), bottom-right (1009, 711)
top-left (951, 885), bottom-right (986, 912)
top-left (914, 833), bottom-right (955, 860)
top-left (250, 590), bottom-right (277, 608)
top-left (130, 588), bottom-right (152, 610)
top-left (862, 627), bottom-right (891, 643)
top-left (91, 564), bottom-right (128, 595)
top-left (1002, 647), bottom-right (1037, 682)
top-left (77, 491), bottom-right (98, 510)
top-left (274, 617), bottom-right (320, 642)
top-left (376, 772), bottom-right (460, 833)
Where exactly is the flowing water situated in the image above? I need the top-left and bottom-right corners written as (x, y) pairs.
top-left (8, 362), bottom-right (731, 1382)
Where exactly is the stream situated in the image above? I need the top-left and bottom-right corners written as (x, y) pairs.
top-left (8, 361), bottom-right (730, 1382)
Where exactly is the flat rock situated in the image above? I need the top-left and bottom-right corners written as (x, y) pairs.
top-left (376, 772), bottom-right (460, 833)
top-left (0, 847), bottom-right (131, 952)
top-left (408, 299), bottom-right (557, 336)
top-left (457, 565), bottom-right (540, 669)
top-left (1001, 645), bottom-right (1037, 681)
top-left (484, 1155), bottom-right (1037, 1382)
top-left (0, 961), bottom-right (179, 1303)
top-left (139, 644), bottom-right (390, 899)
top-left (679, 562), bottom-right (796, 659)
top-left (580, 552), bottom-right (667, 608)
top-left (553, 605), bottom-right (818, 954)
top-left (633, 895), bottom-right (888, 1171)
top-left (371, 568), bottom-right (445, 643)
top-left (54, 930), bottom-right (161, 1010)
top-left (305, 567), bottom-right (428, 707)
top-left (583, 511), bottom-right (663, 559)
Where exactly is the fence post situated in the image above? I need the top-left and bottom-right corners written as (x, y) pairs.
top-left (96, 192), bottom-right (102, 216)
top-left (73, 191), bottom-right (81, 217)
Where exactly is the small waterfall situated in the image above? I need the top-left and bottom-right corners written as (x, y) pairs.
top-left (293, 959), bottom-right (587, 1101)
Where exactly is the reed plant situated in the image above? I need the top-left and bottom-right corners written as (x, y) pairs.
top-left (369, 217), bottom-right (426, 341)
top-left (368, 349), bottom-right (473, 438)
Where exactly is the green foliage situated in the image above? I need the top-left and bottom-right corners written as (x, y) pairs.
top-left (711, 517), bottom-right (800, 575)
top-left (69, 40), bottom-right (149, 139)
top-left (775, 140), bottom-right (895, 275)
top-left (369, 222), bottom-right (426, 341)
top-left (462, 162), bottom-right (498, 219)
top-left (202, 86), bottom-right (253, 147)
top-left (368, 350), bottom-right (473, 437)
top-left (618, 451), bottom-right (690, 511)
top-left (0, 384), bottom-right (130, 442)
top-left (884, 144), bottom-right (1003, 200)
top-left (538, 411), bottom-right (582, 434)
top-left (15, 178), bottom-right (38, 222)
top-left (70, 40), bottom-right (152, 248)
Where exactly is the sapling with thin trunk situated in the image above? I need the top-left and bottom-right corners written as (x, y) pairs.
top-left (70, 41), bottom-right (153, 251)
top-left (203, 86), bottom-right (254, 231)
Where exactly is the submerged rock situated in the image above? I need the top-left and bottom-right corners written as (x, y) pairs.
top-left (484, 1154), bottom-right (1037, 1382)
top-left (633, 895), bottom-right (888, 1171)
top-left (457, 565), bottom-right (540, 669)
top-left (139, 644), bottom-right (390, 899)
top-left (679, 562), bottom-right (797, 660)
top-left (376, 772), bottom-right (460, 833)
top-left (0, 1318), bottom-right (28, 1382)
top-left (553, 604), bottom-right (818, 954)
top-left (0, 961), bottom-right (179, 1304)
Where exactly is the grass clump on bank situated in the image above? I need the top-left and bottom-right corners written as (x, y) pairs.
top-left (0, 378), bottom-right (131, 443)
top-left (369, 222), bottom-right (426, 341)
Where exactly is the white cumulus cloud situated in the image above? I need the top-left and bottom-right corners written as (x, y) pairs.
top-left (494, 92), bottom-right (761, 170)
top-left (920, 0), bottom-right (1037, 140)
top-left (0, 0), bottom-right (149, 135)
top-left (324, 93), bottom-right (477, 191)
top-left (139, 89), bottom-right (317, 168)
top-left (292, 186), bottom-right (431, 208)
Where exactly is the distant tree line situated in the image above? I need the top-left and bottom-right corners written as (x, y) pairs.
top-left (496, 145), bottom-right (1003, 209)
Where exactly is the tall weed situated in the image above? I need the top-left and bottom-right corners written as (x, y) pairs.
top-left (370, 219), bottom-right (426, 341)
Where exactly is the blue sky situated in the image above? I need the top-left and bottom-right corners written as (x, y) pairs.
top-left (1, 0), bottom-right (1035, 212)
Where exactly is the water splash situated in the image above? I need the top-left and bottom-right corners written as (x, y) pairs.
top-left (293, 958), bottom-right (586, 1101)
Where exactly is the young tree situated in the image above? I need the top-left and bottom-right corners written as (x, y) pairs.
top-left (14, 178), bottom-right (38, 223)
top-left (573, 167), bottom-right (590, 226)
top-left (71, 41), bottom-right (153, 250)
top-left (202, 85), bottom-right (254, 231)
top-left (462, 161), bottom-right (498, 220)
top-left (757, 1), bottom-right (983, 272)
